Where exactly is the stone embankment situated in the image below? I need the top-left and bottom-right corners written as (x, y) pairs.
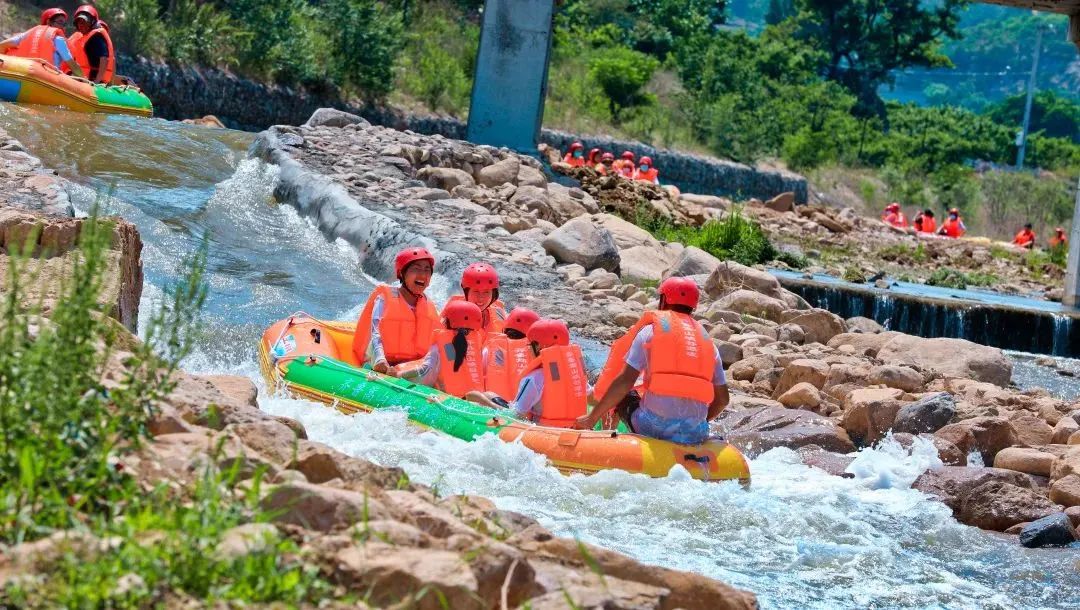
top-left (118, 55), bottom-right (804, 202)
top-left (259, 108), bottom-right (1080, 547)
top-left (0, 145), bottom-right (758, 607)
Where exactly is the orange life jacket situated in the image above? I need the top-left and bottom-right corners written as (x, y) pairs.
top-left (1012, 230), bottom-right (1035, 248)
top-left (594, 311), bottom-right (715, 404)
top-left (633, 167), bottom-right (659, 183)
top-left (941, 217), bottom-right (965, 238)
top-left (9, 25), bottom-right (63, 64)
top-left (595, 163), bottom-right (608, 176)
top-left (352, 284), bottom-right (439, 366)
top-left (919, 217), bottom-right (937, 234)
top-left (68, 26), bottom-right (115, 82)
top-left (1050, 233), bottom-right (1068, 248)
top-left (446, 295), bottom-right (506, 335)
top-left (525, 344), bottom-right (588, 428)
top-left (562, 154), bottom-right (586, 167)
top-left (432, 329), bottom-right (484, 397)
top-left (882, 212), bottom-right (907, 229)
top-left (483, 333), bottom-right (533, 401)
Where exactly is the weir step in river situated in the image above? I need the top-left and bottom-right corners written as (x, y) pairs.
top-left (774, 272), bottom-right (1080, 358)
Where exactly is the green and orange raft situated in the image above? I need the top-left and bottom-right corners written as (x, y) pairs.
top-left (259, 314), bottom-right (751, 484)
top-left (0, 55), bottom-right (152, 117)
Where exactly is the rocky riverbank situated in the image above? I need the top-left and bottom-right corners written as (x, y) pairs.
top-left (260, 108), bottom-right (1080, 547)
top-left (0, 121), bottom-right (758, 608)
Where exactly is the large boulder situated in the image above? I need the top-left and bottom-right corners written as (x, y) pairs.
top-left (846, 316), bottom-right (884, 334)
top-left (827, 331), bottom-right (902, 357)
top-left (592, 213), bottom-right (660, 250)
top-left (912, 466), bottom-right (1038, 516)
top-left (260, 482), bottom-right (396, 532)
top-left (839, 388), bottom-right (905, 447)
top-left (1050, 474), bottom-right (1080, 507)
top-left (304, 108), bottom-right (367, 128)
top-left (935, 416), bottom-right (1018, 465)
top-left (704, 261), bottom-right (784, 300)
top-left (546, 183), bottom-right (596, 224)
top-left (771, 359), bottom-right (830, 398)
top-left (777, 383), bottom-right (822, 410)
top-left (416, 167), bottom-right (475, 192)
top-left (778, 309), bottom-right (846, 345)
top-left (994, 447), bottom-right (1057, 477)
top-left (661, 246), bottom-right (721, 280)
top-left (1019, 513), bottom-right (1078, 548)
top-left (867, 365), bottom-right (923, 393)
top-left (718, 405), bottom-right (856, 456)
top-left (476, 157), bottom-right (520, 187)
top-left (517, 164), bottom-right (548, 188)
top-left (541, 216), bottom-right (620, 272)
top-left (958, 481), bottom-right (1062, 531)
top-left (715, 290), bottom-right (787, 322)
top-left (619, 244), bottom-right (679, 284)
top-left (876, 335), bottom-right (1012, 387)
top-left (892, 393), bottom-right (956, 434)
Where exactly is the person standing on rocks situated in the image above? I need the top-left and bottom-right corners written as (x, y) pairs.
top-left (351, 247), bottom-right (440, 374)
top-left (577, 277), bottom-right (730, 443)
top-left (468, 319), bottom-right (589, 427)
top-left (392, 300), bottom-right (485, 397)
top-left (444, 262), bottom-right (507, 336)
top-left (0, 8), bottom-right (84, 77)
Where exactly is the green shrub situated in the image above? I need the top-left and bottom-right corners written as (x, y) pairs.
top-left (327, 0), bottom-right (404, 101)
top-left (588, 46), bottom-right (659, 120)
top-left (164, 0), bottom-right (248, 68)
top-left (633, 205), bottom-right (792, 268)
top-left (96, 0), bottom-right (166, 58)
top-left (925, 268), bottom-right (997, 289)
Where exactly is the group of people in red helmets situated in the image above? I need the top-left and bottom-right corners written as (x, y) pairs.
top-left (562, 142), bottom-right (660, 185)
top-left (0, 6), bottom-right (116, 84)
top-left (353, 249), bottom-right (730, 444)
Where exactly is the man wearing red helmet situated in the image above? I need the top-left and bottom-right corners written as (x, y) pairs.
top-left (881, 203), bottom-right (907, 230)
top-left (612, 151), bottom-right (636, 179)
top-left (67, 5), bottom-right (114, 84)
top-left (445, 262), bottom-right (507, 335)
top-left (578, 277), bottom-right (729, 444)
top-left (352, 247), bottom-right (440, 374)
top-left (596, 152), bottom-right (615, 176)
top-left (562, 142), bottom-right (586, 167)
top-left (632, 156), bottom-right (659, 185)
top-left (467, 318), bottom-right (589, 427)
top-left (392, 301), bottom-right (485, 397)
top-left (478, 307), bottom-right (540, 402)
top-left (0, 9), bottom-right (84, 77)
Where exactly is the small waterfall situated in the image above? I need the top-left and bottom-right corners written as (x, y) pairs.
top-left (1052, 315), bottom-right (1072, 357)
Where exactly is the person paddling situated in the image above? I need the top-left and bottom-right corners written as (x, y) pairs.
top-left (0, 8), bottom-right (84, 78)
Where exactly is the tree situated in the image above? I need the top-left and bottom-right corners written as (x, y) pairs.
top-left (765, 0), bottom-right (794, 25)
top-left (985, 90), bottom-right (1080, 143)
top-left (326, 0), bottom-right (404, 102)
top-left (588, 47), bottom-right (659, 120)
top-left (795, 0), bottom-right (967, 118)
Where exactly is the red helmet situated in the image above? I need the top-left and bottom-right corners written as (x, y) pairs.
top-left (527, 319), bottom-right (570, 349)
top-left (394, 247), bottom-right (435, 278)
top-left (40, 8), bottom-right (67, 24)
top-left (504, 307), bottom-right (540, 336)
top-left (443, 300), bottom-right (483, 331)
top-left (621, 151), bottom-right (635, 161)
top-left (886, 203), bottom-right (900, 211)
top-left (640, 156), bottom-right (653, 167)
top-left (461, 262), bottom-right (498, 290)
top-left (601, 152), bottom-right (615, 162)
top-left (1056, 227), bottom-right (1065, 233)
top-left (569, 142), bottom-right (584, 152)
top-left (659, 277), bottom-right (700, 309)
top-left (74, 4), bottom-right (99, 21)
top-left (588, 148), bottom-right (600, 162)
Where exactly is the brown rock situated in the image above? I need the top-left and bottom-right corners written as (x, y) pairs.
top-left (199, 374), bottom-right (258, 408)
top-left (796, 446), bottom-right (855, 478)
top-left (840, 388), bottom-right (904, 447)
top-left (1051, 414), bottom-right (1079, 444)
top-left (826, 331), bottom-right (902, 357)
top-left (1009, 413), bottom-right (1054, 448)
top-left (868, 365), bottom-right (924, 392)
top-left (876, 335), bottom-right (1012, 387)
top-left (527, 560), bottom-right (668, 610)
top-left (777, 382), bottom-right (822, 410)
top-left (764, 191), bottom-right (795, 213)
top-left (386, 490), bottom-right (478, 539)
top-left (260, 482), bottom-right (395, 532)
top-left (958, 481), bottom-right (1062, 531)
top-left (332, 544), bottom-right (481, 609)
top-left (226, 420), bottom-right (298, 467)
top-left (993, 447), bottom-right (1056, 477)
top-left (727, 354), bottom-right (777, 382)
top-left (661, 246), bottom-right (722, 280)
top-left (714, 340), bottom-right (744, 367)
top-left (1066, 505), bottom-right (1080, 527)
top-left (934, 416), bottom-right (1018, 465)
top-left (476, 157), bottom-right (520, 187)
top-left (292, 440), bottom-right (406, 490)
top-left (704, 260), bottom-right (785, 300)
top-left (716, 290), bottom-right (787, 323)
top-left (772, 359), bottom-right (830, 398)
top-left (417, 166), bottom-right (475, 191)
top-left (718, 405), bottom-right (856, 456)
top-left (1051, 447), bottom-right (1080, 481)
top-left (1050, 474), bottom-right (1080, 507)
top-left (273, 415), bottom-right (307, 439)
top-left (912, 466), bottom-right (1037, 515)
top-left (778, 309), bottom-right (845, 344)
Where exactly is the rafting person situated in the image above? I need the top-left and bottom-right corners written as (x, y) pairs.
top-left (1050, 227), bottom-right (1068, 249)
top-left (913, 209), bottom-right (936, 235)
top-left (444, 262), bottom-right (507, 335)
top-left (632, 156), bottom-right (659, 185)
top-left (938, 208), bottom-right (966, 238)
top-left (613, 151), bottom-right (636, 178)
top-left (562, 142), bottom-right (586, 167)
top-left (467, 318), bottom-right (588, 427)
top-left (0, 8), bottom-right (85, 78)
top-left (596, 151), bottom-right (615, 175)
top-left (392, 300), bottom-right (485, 397)
top-left (472, 307), bottom-right (540, 404)
top-left (881, 203), bottom-right (907, 229)
top-left (576, 277), bottom-right (729, 444)
top-left (1011, 223), bottom-right (1036, 249)
top-left (66, 5), bottom-right (114, 84)
top-left (351, 247), bottom-right (440, 374)
top-left (586, 147), bottom-right (601, 168)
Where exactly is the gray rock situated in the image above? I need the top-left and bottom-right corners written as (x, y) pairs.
top-left (477, 157), bottom-right (520, 187)
top-left (541, 216), bottom-right (620, 272)
top-left (893, 393), bottom-right (956, 435)
top-left (416, 167), bottom-right (475, 192)
top-left (304, 108), bottom-right (368, 129)
top-left (1019, 513), bottom-right (1078, 548)
top-left (662, 246), bottom-right (722, 280)
top-left (846, 316), bottom-right (884, 334)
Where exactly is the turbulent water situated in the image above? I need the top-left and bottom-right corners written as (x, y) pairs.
top-left (3, 104), bottom-right (1078, 609)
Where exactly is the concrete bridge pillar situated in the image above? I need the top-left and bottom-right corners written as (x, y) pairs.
top-left (465, 0), bottom-right (555, 155)
top-left (1065, 175), bottom-right (1080, 307)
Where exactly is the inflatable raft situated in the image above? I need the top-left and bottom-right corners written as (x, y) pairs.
top-left (259, 314), bottom-right (750, 484)
top-left (0, 55), bottom-right (152, 117)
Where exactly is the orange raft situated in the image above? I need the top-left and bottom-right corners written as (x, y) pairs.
top-left (0, 55), bottom-right (152, 116)
top-left (260, 314), bottom-right (751, 484)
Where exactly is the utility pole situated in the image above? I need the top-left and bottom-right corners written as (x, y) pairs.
top-left (1016, 23), bottom-right (1043, 169)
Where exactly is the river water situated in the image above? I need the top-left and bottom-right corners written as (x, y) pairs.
top-left (3, 104), bottom-right (1078, 609)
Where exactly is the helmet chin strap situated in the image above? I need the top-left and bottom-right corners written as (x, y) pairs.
top-left (399, 276), bottom-right (422, 301)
